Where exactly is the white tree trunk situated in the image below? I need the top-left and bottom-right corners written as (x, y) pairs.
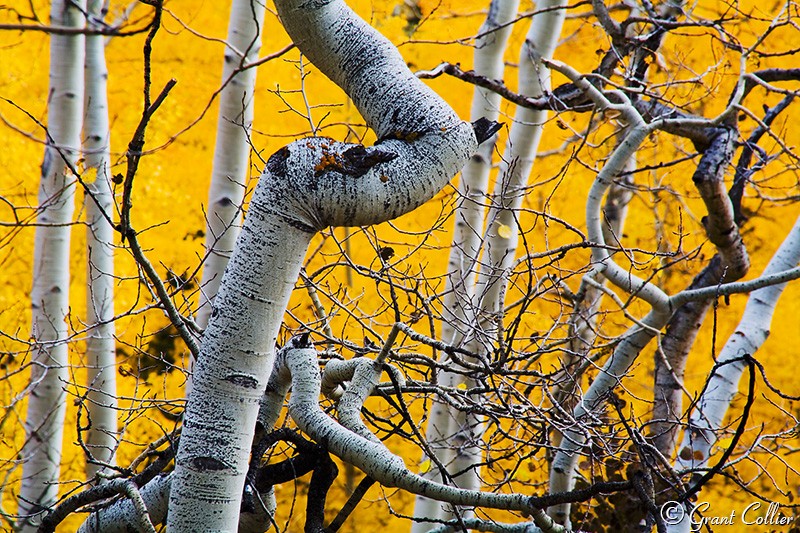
top-left (542, 74), bottom-right (672, 525)
top-left (196, 0), bottom-right (266, 330)
top-left (167, 1), bottom-right (478, 530)
top-left (83, 0), bottom-right (118, 483)
top-left (666, 215), bottom-right (800, 533)
top-left (414, 0), bottom-right (519, 528)
top-left (17, 1), bottom-right (85, 530)
top-left (476, 0), bottom-right (567, 327)
top-left (444, 0), bottom-right (567, 516)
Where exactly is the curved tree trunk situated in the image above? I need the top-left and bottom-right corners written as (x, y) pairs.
top-left (546, 103), bottom-right (672, 526)
top-left (557, 129), bottom-right (635, 432)
top-left (17, 1), bottom-right (85, 530)
top-left (650, 127), bottom-right (750, 459)
top-left (83, 0), bottom-right (118, 483)
top-left (166, 1), bottom-right (479, 530)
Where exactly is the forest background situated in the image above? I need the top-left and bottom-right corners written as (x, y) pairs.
top-left (1, 0), bottom-right (799, 531)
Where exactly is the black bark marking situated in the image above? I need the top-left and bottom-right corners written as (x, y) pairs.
top-left (298, 0), bottom-right (333, 8)
top-left (286, 218), bottom-right (318, 234)
top-left (472, 117), bottom-right (502, 145)
top-left (223, 373), bottom-right (259, 389)
top-left (191, 457), bottom-right (230, 471)
top-left (267, 146), bottom-right (290, 177)
top-left (40, 149), bottom-right (52, 179)
top-left (340, 145), bottom-right (397, 175)
top-left (289, 332), bottom-right (312, 349)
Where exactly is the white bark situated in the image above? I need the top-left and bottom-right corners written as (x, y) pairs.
top-left (440, 0), bottom-right (520, 346)
top-left (444, 0), bottom-right (567, 518)
top-left (272, 340), bottom-right (560, 525)
top-left (167, 1), bottom-right (477, 530)
top-left (77, 474), bottom-right (171, 533)
top-left (83, 0), bottom-right (118, 482)
top-left (552, 134), bottom-right (634, 481)
top-left (77, 469), bottom-right (278, 533)
top-left (666, 215), bottom-right (800, 533)
top-left (476, 0), bottom-right (568, 329)
top-left (17, 0), bottom-right (85, 530)
top-left (335, 358), bottom-right (386, 444)
top-left (543, 64), bottom-right (671, 526)
top-left (415, 0), bottom-right (519, 527)
top-left (79, 361), bottom-right (292, 533)
top-left (567, 136), bottom-right (634, 361)
top-left (429, 519), bottom-right (543, 533)
top-left (196, 0), bottom-right (266, 330)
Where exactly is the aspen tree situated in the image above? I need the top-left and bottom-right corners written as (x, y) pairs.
top-left (83, 0), bottom-right (118, 483)
top-left (413, 0), bottom-right (519, 527)
top-left (666, 216), bottom-right (800, 533)
top-left (438, 1), bottom-right (568, 522)
top-left (196, 0), bottom-right (267, 330)
top-left (17, 0), bottom-right (85, 530)
top-left (166, 0), bottom-right (480, 529)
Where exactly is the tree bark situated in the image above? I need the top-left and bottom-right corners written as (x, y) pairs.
top-left (166, 1), bottom-right (478, 530)
top-left (414, 0), bottom-right (519, 528)
top-left (83, 0), bottom-right (118, 483)
top-left (444, 0), bottom-right (568, 520)
top-left (196, 0), bottom-right (267, 330)
top-left (17, 1), bottom-right (85, 529)
top-left (666, 215), bottom-right (800, 533)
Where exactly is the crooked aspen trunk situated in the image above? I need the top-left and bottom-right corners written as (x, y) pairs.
top-left (546, 96), bottom-right (748, 527)
top-left (196, 0), bottom-right (267, 330)
top-left (17, 1), bottom-right (85, 530)
top-left (266, 338), bottom-right (556, 524)
top-left (557, 132), bottom-right (635, 426)
top-left (77, 474), bottom-right (171, 533)
top-left (546, 97), bottom-right (673, 526)
top-left (651, 127), bottom-right (749, 458)
top-left (665, 215), bottom-right (800, 533)
top-left (443, 0), bottom-right (567, 519)
top-left (83, 0), bottom-right (117, 482)
top-left (166, 1), bottom-right (479, 530)
top-left (413, 0), bottom-right (519, 528)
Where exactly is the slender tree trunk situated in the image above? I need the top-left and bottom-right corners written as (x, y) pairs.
top-left (196, 0), bottom-right (266, 330)
top-left (443, 0), bottom-right (567, 518)
top-left (17, 0), bottom-right (85, 529)
top-left (414, 0), bottom-right (519, 528)
top-left (650, 127), bottom-right (749, 458)
top-left (557, 131), bottom-right (635, 427)
top-left (83, 0), bottom-right (118, 483)
top-left (167, 1), bottom-right (478, 530)
top-left (667, 215), bottom-right (800, 533)
top-left (546, 106), bottom-right (673, 527)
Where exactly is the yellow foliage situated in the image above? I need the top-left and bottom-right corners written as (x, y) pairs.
top-left (1, 0), bottom-right (799, 531)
